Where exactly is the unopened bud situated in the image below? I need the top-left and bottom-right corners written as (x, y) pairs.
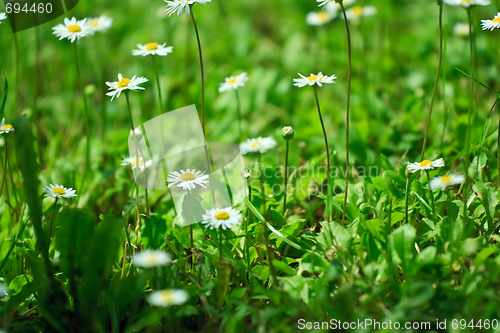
top-left (282, 126), bottom-right (294, 141)
top-left (241, 168), bottom-right (252, 179)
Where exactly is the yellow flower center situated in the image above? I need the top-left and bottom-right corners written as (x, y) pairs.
top-left (351, 6), bottom-right (363, 16)
top-left (88, 20), bottom-right (99, 27)
top-left (307, 74), bottom-right (318, 82)
top-left (461, 0), bottom-right (470, 3)
top-left (214, 211), bottom-right (230, 220)
top-left (441, 175), bottom-right (452, 184)
top-left (158, 290), bottom-right (175, 304)
top-left (493, 17), bottom-right (500, 24)
top-left (318, 12), bottom-right (330, 21)
top-left (145, 256), bottom-right (159, 265)
top-left (180, 172), bottom-right (196, 181)
top-left (118, 78), bottom-right (131, 88)
top-left (250, 141), bottom-right (261, 148)
top-left (132, 157), bottom-right (144, 166)
top-left (227, 77), bottom-right (237, 84)
top-left (67, 24), bottom-right (81, 33)
top-left (419, 160), bottom-right (432, 167)
top-left (146, 43), bottom-right (159, 51)
top-left (3, 124), bottom-right (13, 131)
top-left (53, 187), bottom-right (66, 195)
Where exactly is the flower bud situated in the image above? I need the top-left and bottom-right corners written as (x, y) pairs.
top-left (240, 168), bottom-right (252, 179)
top-left (282, 126), bottom-right (294, 141)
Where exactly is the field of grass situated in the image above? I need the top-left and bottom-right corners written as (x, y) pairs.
top-left (1, 0), bottom-right (500, 332)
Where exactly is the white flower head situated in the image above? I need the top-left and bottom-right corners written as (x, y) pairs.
top-left (219, 72), bottom-right (248, 93)
top-left (429, 174), bottom-right (465, 191)
top-left (454, 23), bottom-right (470, 36)
top-left (239, 136), bottom-right (277, 154)
top-left (444, 0), bottom-right (491, 7)
top-left (0, 118), bottom-right (14, 134)
top-left (201, 207), bottom-right (242, 230)
top-left (0, 282), bottom-right (8, 299)
top-left (87, 15), bottom-right (113, 33)
top-left (105, 73), bottom-right (148, 101)
top-left (306, 11), bottom-right (335, 26)
top-left (148, 289), bottom-right (188, 307)
top-left (167, 169), bottom-right (210, 191)
top-left (132, 42), bottom-right (174, 57)
top-left (164, 0), bottom-right (211, 17)
top-left (42, 184), bottom-right (77, 199)
top-left (132, 250), bottom-right (172, 268)
top-left (318, 0), bottom-right (356, 13)
top-left (0, 12), bottom-right (7, 24)
top-left (406, 158), bottom-right (445, 173)
top-left (293, 72), bottom-right (337, 88)
top-left (52, 17), bottom-right (91, 43)
top-left (345, 6), bottom-right (377, 20)
top-left (481, 12), bottom-right (500, 31)
top-left (121, 156), bottom-right (153, 171)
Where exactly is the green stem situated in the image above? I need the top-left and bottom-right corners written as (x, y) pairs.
top-left (425, 170), bottom-right (437, 221)
top-left (257, 154), bottom-right (266, 217)
top-left (339, 3), bottom-right (352, 224)
top-left (0, 140), bottom-right (7, 197)
top-left (283, 140), bottom-right (290, 216)
top-left (234, 89), bottom-right (243, 141)
top-left (190, 9), bottom-right (206, 135)
top-left (405, 172), bottom-right (410, 225)
top-left (245, 184), bottom-right (251, 272)
top-left (13, 33), bottom-right (20, 111)
top-left (47, 198), bottom-right (59, 245)
top-left (152, 56), bottom-right (164, 114)
top-left (219, 228), bottom-right (223, 262)
top-left (421, 2), bottom-right (443, 161)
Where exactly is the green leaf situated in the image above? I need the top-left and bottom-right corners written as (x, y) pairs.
top-left (141, 213), bottom-right (167, 249)
top-left (472, 181), bottom-right (498, 233)
top-left (0, 73), bottom-right (7, 120)
top-left (388, 225), bottom-right (416, 274)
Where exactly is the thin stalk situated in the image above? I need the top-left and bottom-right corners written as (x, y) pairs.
top-left (283, 140), bottom-right (290, 216)
top-left (47, 198), bottom-right (59, 245)
top-left (219, 228), bottom-right (223, 262)
top-left (421, 2), bottom-right (444, 161)
top-left (13, 33), bottom-right (20, 110)
top-left (152, 56), bottom-right (164, 113)
top-left (234, 90), bottom-right (243, 141)
top-left (405, 172), bottom-right (410, 225)
top-left (440, 21), bottom-right (449, 149)
top-left (0, 141), bottom-right (8, 197)
top-left (498, 106), bottom-right (500, 187)
top-left (190, 9), bottom-right (206, 134)
top-left (313, 86), bottom-right (331, 221)
top-left (339, 3), bottom-right (352, 224)
top-left (257, 154), bottom-right (266, 216)
top-left (245, 183), bottom-right (251, 272)
top-left (187, 191), bottom-right (195, 272)
top-left (425, 170), bottom-right (437, 221)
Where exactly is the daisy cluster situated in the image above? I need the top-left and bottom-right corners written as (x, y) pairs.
top-left (309, 0), bottom-right (376, 26)
top-left (406, 158), bottom-right (465, 191)
top-left (52, 15), bottom-right (112, 43)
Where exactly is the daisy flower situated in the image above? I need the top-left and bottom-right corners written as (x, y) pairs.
top-left (0, 12), bottom-right (7, 24)
top-left (167, 169), bottom-right (210, 191)
top-left (132, 42), bottom-right (174, 57)
top-left (105, 73), bottom-right (148, 101)
top-left (87, 15), bottom-right (113, 34)
top-left (218, 72), bottom-right (248, 93)
top-left (121, 156), bottom-right (153, 171)
top-left (132, 249), bottom-right (171, 268)
top-left (454, 23), bottom-right (470, 36)
top-left (429, 174), bottom-right (465, 191)
top-left (443, 0), bottom-right (490, 7)
top-left (0, 118), bottom-right (14, 134)
top-left (52, 17), bottom-right (91, 43)
top-left (201, 207), bottom-right (242, 230)
top-left (148, 289), bottom-right (188, 307)
top-left (345, 6), bottom-right (377, 20)
top-left (481, 12), bottom-right (500, 31)
top-left (306, 11), bottom-right (335, 26)
top-left (164, 0), bottom-right (211, 17)
top-left (42, 184), bottom-right (77, 199)
top-left (239, 136), bottom-right (277, 154)
top-left (293, 72), bottom-right (337, 88)
top-left (317, 0), bottom-right (356, 12)
top-left (406, 158), bottom-right (445, 173)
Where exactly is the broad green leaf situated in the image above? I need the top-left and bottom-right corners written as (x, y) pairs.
top-left (388, 225), bottom-right (416, 274)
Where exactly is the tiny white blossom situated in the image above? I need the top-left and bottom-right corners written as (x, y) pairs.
top-left (406, 158), bottom-right (445, 173)
top-left (164, 0), bottom-right (211, 16)
top-left (52, 17), bottom-right (91, 43)
top-left (148, 289), bottom-right (188, 307)
top-left (219, 72), bottom-right (248, 92)
top-left (132, 250), bottom-right (172, 268)
top-left (239, 136), bottom-right (277, 154)
top-left (481, 12), bottom-right (500, 31)
top-left (105, 73), bottom-right (148, 101)
top-left (429, 174), bottom-right (465, 191)
top-left (201, 207), bottom-right (242, 230)
top-left (42, 184), bottom-right (77, 199)
top-left (132, 42), bottom-right (173, 57)
top-left (293, 72), bottom-right (337, 88)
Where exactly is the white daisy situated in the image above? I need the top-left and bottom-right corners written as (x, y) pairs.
top-left (121, 156), bottom-right (153, 171)
top-left (454, 23), bottom-right (470, 36)
top-left (52, 17), bottom-right (91, 43)
top-left (345, 6), bottom-right (377, 20)
top-left (201, 207), bottom-right (242, 230)
top-left (293, 72), bottom-right (337, 88)
top-left (317, 0), bottom-right (356, 13)
top-left (164, 0), bottom-right (211, 17)
top-left (239, 136), bottom-right (277, 154)
top-left (167, 169), bottom-right (210, 191)
top-left (306, 11), bottom-right (335, 26)
top-left (87, 15), bottom-right (113, 34)
top-left (444, 0), bottom-right (491, 6)
top-left (148, 289), bottom-right (188, 307)
top-left (0, 282), bottom-right (7, 298)
top-left (105, 73), bottom-right (148, 101)
top-left (0, 12), bottom-right (7, 24)
top-left (406, 158), bottom-right (445, 173)
top-left (0, 118), bottom-right (14, 134)
top-left (481, 12), bottom-right (500, 31)
top-left (42, 184), bottom-right (77, 199)
top-left (132, 249), bottom-right (171, 268)
top-left (429, 174), bottom-right (465, 191)
top-left (218, 72), bottom-right (248, 93)
top-left (132, 42), bottom-right (174, 57)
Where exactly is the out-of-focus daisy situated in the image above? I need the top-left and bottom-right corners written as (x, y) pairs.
top-left (132, 42), bottom-right (174, 57)
top-left (293, 72), bottom-right (337, 88)
top-left (164, 0), bottom-right (211, 16)
top-left (121, 156), bottom-right (153, 171)
top-left (0, 118), bottom-right (14, 134)
top-left (132, 250), bottom-right (171, 268)
top-left (0, 12), bottom-right (7, 24)
top-left (167, 169), bottom-right (210, 190)
top-left (0, 282), bottom-right (7, 298)
top-left (42, 184), bottom-right (77, 199)
top-left (105, 73), bottom-right (148, 101)
top-left (481, 12), bottom-right (500, 31)
top-left (148, 289), bottom-right (188, 307)
top-left (201, 207), bottom-right (242, 230)
top-left (454, 23), bottom-right (470, 36)
top-left (429, 174), bottom-right (465, 191)
top-left (218, 72), bottom-right (248, 93)
top-left (306, 11), bottom-right (335, 26)
top-left (406, 158), bottom-right (445, 173)
top-left (318, 0), bottom-right (356, 13)
top-left (52, 17), bottom-right (91, 43)
top-left (443, 0), bottom-right (490, 7)
top-left (345, 6), bottom-right (377, 20)
top-left (87, 15), bottom-right (113, 33)
top-left (240, 136), bottom-right (277, 154)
